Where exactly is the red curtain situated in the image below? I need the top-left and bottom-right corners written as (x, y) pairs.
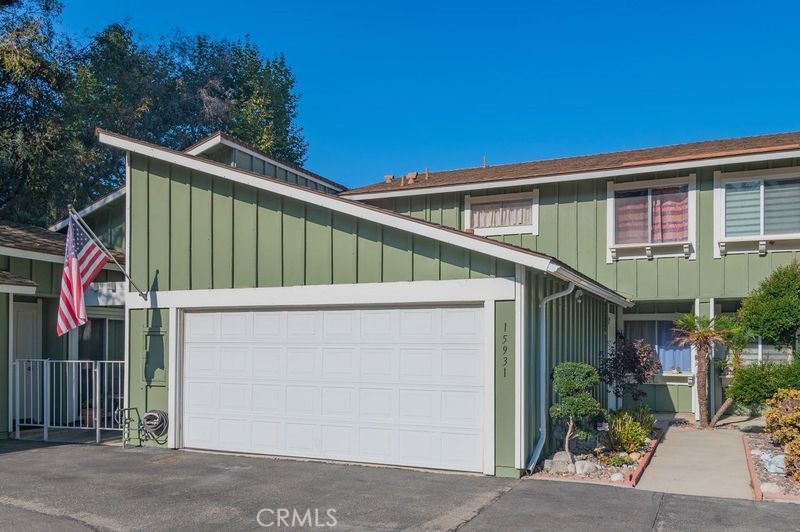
top-left (651, 186), bottom-right (688, 243)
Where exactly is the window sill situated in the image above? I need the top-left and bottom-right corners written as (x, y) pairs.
top-left (653, 373), bottom-right (694, 386)
top-left (609, 241), bottom-right (694, 262)
top-left (718, 234), bottom-right (800, 257)
top-left (471, 225), bottom-right (538, 237)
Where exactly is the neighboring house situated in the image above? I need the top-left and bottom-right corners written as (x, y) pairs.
top-left (95, 129), bottom-right (629, 478)
top-left (0, 221), bottom-right (126, 440)
top-left (344, 131), bottom-right (800, 417)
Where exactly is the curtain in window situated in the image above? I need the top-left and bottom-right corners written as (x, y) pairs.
top-left (765, 178), bottom-right (800, 235)
top-left (471, 199), bottom-right (531, 228)
top-left (725, 181), bottom-right (760, 237)
top-left (615, 190), bottom-right (649, 244)
top-left (656, 321), bottom-right (691, 372)
top-left (651, 186), bottom-right (688, 243)
top-left (624, 320), bottom-right (691, 373)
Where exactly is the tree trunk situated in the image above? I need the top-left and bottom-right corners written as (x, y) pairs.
top-left (709, 397), bottom-right (734, 429)
top-left (696, 348), bottom-right (710, 428)
top-left (564, 417), bottom-right (575, 464)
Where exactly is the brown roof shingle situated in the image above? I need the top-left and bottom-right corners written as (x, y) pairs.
top-left (0, 270), bottom-right (37, 288)
top-left (342, 131), bottom-right (800, 196)
top-left (0, 220), bottom-right (125, 264)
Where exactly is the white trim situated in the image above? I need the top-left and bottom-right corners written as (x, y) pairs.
top-left (344, 148), bottom-right (800, 200)
top-left (127, 278), bottom-right (517, 310)
top-left (6, 295), bottom-right (12, 434)
top-left (49, 187), bottom-right (127, 231)
top-left (514, 264), bottom-right (526, 469)
top-left (184, 133), bottom-right (346, 192)
top-left (170, 283), bottom-right (502, 475)
top-left (482, 300), bottom-right (496, 475)
top-left (464, 191), bottom-right (539, 237)
top-left (99, 130), bottom-right (630, 307)
top-left (0, 284), bottom-right (36, 295)
top-left (692, 300), bottom-right (700, 421)
top-left (714, 167), bottom-right (800, 257)
top-left (606, 174), bottom-right (697, 263)
top-left (167, 307), bottom-right (178, 448)
top-left (0, 246), bottom-right (120, 271)
top-left (123, 152), bottom-right (131, 413)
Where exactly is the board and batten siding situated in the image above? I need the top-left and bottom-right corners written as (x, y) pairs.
top-left (81, 201), bottom-right (125, 251)
top-left (205, 145), bottom-right (340, 194)
top-left (128, 153), bottom-right (517, 294)
top-left (524, 272), bottom-right (611, 457)
top-left (371, 157), bottom-right (800, 301)
top-left (0, 255), bottom-right (123, 298)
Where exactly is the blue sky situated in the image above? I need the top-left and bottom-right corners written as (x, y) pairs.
top-left (60, 1), bottom-right (800, 188)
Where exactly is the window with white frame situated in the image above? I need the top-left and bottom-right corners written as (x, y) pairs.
top-left (624, 319), bottom-right (693, 374)
top-left (464, 191), bottom-right (538, 236)
top-left (607, 176), bottom-right (696, 261)
top-left (723, 177), bottom-right (800, 238)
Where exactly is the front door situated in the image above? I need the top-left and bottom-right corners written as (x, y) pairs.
top-left (14, 301), bottom-right (43, 423)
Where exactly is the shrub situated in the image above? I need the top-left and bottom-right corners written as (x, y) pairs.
top-left (628, 404), bottom-right (656, 435)
top-left (597, 453), bottom-right (631, 467)
top-left (786, 438), bottom-right (800, 483)
top-left (604, 411), bottom-right (648, 453)
top-left (727, 363), bottom-right (800, 407)
top-left (765, 389), bottom-right (800, 446)
top-left (549, 362), bottom-right (604, 460)
top-left (599, 339), bottom-right (661, 401)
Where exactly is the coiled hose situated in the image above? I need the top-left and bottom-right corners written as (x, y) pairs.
top-left (141, 410), bottom-right (169, 438)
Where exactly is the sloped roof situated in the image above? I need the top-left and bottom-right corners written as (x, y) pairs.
top-left (343, 131), bottom-right (800, 196)
top-left (0, 270), bottom-right (37, 288)
top-left (0, 220), bottom-right (125, 264)
top-left (98, 128), bottom-right (632, 307)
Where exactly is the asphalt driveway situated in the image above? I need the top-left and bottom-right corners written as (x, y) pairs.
top-left (0, 440), bottom-right (797, 531)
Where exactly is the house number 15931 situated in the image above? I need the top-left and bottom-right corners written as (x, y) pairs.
top-left (501, 322), bottom-right (509, 378)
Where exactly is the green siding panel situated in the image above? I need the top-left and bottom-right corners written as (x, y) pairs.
top-left (128, 308), bottom-right (169, 446)
top-left (282, 198), bottom-right (306, 286)
top-left (305, 204), bottom-right (333, 285)
top-left (169, 165), bottom-right (191, 291)
top-left (233, 184), bottom-right (258, 288)
top-left (495, 300), bottom-right (516, 475)
top-left (190, 172), bottom-right (213, 290)
top-left (212, 178), bottom-right (234, 289)
top-left (257, 192), bottom-right (283, 287)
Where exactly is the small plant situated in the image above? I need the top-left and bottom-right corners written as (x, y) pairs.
top-left (597, 453), bottom-right (631, 467)
top-left (549, 362), bottom-right (604, 463)
top-left (764, 389), bottom-right (800, 446)
top-left (785, 438), bottom-right (800, 483)
top-left (628, 404), bottom-right (656, 435)
top-left (599, 338), bottom-right (661, 401)
top-left (604, 411), bottom-right (648, 453)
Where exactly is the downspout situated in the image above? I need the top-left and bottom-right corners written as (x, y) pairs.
top-left (526, 281), bottom-right (575, 472)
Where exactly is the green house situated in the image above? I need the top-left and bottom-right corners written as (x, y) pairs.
top-left (4, 128), bottom-right (797, 477)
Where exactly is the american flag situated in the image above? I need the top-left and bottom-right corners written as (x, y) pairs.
top-left (57, 215), bottom-right (109, 336)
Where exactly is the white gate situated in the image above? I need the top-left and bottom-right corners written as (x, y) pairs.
top-left (13, 359), bottom-right (125, 442)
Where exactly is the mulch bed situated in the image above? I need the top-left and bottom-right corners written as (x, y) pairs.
top-left (743, 433), bottom-right (800, 502)
top-left (529, 428), bottom-right (664, 488)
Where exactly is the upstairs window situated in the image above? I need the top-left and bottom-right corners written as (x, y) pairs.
top-left (615, 185), bottom-right (689, 245)
top-left (724, 178), bottom-right (800, 238)
top-left (464, 191), bottom-right (538, 236)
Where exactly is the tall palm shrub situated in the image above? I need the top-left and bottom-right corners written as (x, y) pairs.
top-left (673, 314), bottom-right (728, 428)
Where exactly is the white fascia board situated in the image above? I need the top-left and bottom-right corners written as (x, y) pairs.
top-left (185, 133), bottom-right (346, 192)
top-left (549, 265), bottom-right (633, 308)
top-left (49, 187), bottom-right (127, 231)
top-left (343, 148), bottom-right (800, 200)
top-left (0, 283), bottom-right (37, 295)
top-left (126, 277), bottom-right (517, 310)
top-left (0, 246), bottom-right (121, 271)
top-left (100, 130), bottom-right (628, 306)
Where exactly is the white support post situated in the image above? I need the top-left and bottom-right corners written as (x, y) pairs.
top-left (14, 362), bottom-right (19, 440)
top-left (7, 295), bottom-right (13, 435)
top-left (43, 362), bottom-right (49, 442)
top-left (94, 363), bottom-right (101, 443)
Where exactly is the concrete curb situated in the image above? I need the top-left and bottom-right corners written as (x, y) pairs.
top-left (529, 428), bottom-right (665, 489)
top-left (742, 433), bottom-right (800, 503)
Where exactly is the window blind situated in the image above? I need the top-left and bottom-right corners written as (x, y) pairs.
top-left (765, 178), bottom-right (800, 235)
top-left (724, 181), bottom-right (760, 237)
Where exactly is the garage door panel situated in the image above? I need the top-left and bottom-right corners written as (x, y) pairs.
top-left (183, 306), bottom-right (485, 472)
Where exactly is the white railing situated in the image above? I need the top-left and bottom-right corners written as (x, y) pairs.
top-left (13, 359), bottom-right (126, 442)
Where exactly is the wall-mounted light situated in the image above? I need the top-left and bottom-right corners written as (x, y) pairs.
top-left (575, 289), bottom-right (584, 304)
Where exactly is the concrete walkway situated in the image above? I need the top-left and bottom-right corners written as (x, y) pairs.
top-left (636, 425), bottom-right (753, 499)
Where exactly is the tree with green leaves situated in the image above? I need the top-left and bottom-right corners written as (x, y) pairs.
top-left (0, 0), bottom-right (308, 225)
top-left (673, 314), bottom-right (728, 428)
top-left (549, 362), bottom-right (603, 462)
top-left (737, 262), bottom-right (800, 364)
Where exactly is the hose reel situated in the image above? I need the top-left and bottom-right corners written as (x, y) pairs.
top-left (141, 409), bottom-right (169, 439)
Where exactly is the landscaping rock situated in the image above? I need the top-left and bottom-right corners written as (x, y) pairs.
top-left (610, 473), bottom-right (625, 482)
top-left (760, 453), bottom-right (786, 474)
top-left (552, 451), bottom-right (572, 463)
top-left (574, 460), bottom-right (598, 476)
top-left (543, 451), bottom-right (575, 474)
top-left (761, 482), bottom-right (783, 494)
top-left (629, 452), bottom-right (642, 462)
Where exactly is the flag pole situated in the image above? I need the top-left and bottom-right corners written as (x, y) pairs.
top-left (68, 205), bottom-right (148, 300)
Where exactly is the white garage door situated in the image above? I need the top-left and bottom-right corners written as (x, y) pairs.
top-left (182, 306), bottom-right (486, 472)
